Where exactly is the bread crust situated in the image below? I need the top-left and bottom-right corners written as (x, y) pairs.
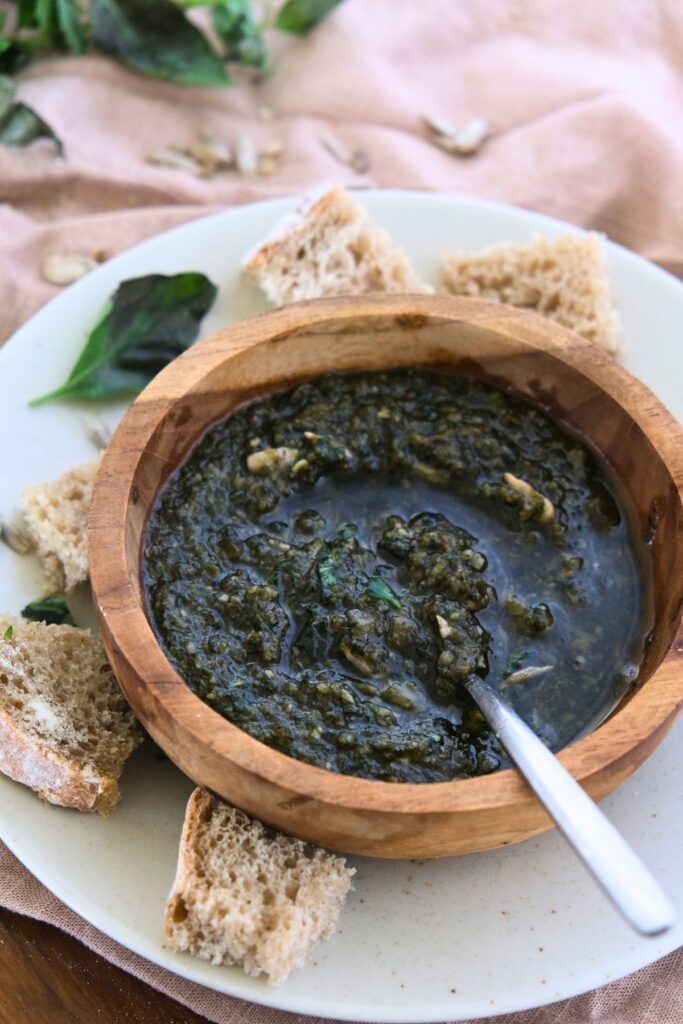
top-left (242, 184), bottom-right (431, 304)
top-left (0, 708), bottom-right (119, 813)
top-left (164, 787), bottom-right (206, 936)
top-left (242, 186), bottom-right (349, 277)
top-left (165, 788), bottom-right (354, 985)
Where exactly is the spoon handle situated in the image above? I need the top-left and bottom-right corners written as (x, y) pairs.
top-left (468, 677), bottom-right (676, 936)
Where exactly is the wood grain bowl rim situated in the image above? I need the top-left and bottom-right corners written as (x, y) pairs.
top-left (89, 295), bottom-right (683, 817)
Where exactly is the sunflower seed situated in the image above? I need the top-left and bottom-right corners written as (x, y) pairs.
top-left (503, 471), bottom-right (555, 522)
top-left (320, 131), bottom-right (352, 165)
top-left (421, 112), bottom-right (458, 138)
top-left (146, 146), bottom-right (203, 174)
top-left (82, 413), bottom-right (112, 450)
top-left (235, 133), bottom-right (258, 176)
top-left (503, 665), bottom-right (554, 686)
top-left (449, 117), bottom-right (489, 155)
top-left (184, 137), bottom-right (232, 175)
top-left (257, 157), bottom-right (278, 177)
top-left (350, 148), bottom-right (370, 173)
top-left (435, 614), bottom-right (453, 640)
top-left (41, 254), bottom-right (97, 287)
top-left (0, 515), bottom-right (33, 555)
top-left (261, 138), bottom-right (284, 158)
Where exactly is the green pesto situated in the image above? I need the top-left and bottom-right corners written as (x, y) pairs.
top-left (144, 371), bottom-right (650, 783)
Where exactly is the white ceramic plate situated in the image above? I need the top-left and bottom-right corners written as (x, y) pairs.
top-left (0, 192), bottom-right (681, 1023)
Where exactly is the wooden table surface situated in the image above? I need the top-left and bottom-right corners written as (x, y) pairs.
top-left (0, 908), bottom-right (209, 1024)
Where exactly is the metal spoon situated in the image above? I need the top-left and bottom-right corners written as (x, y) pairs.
top-left (466, 676), bottom-right (676, 936)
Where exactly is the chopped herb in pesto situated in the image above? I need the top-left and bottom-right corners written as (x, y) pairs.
top-left (365, 578), bottom-right (401, 609)
top-left (144, 371), bottom-right (650, 784)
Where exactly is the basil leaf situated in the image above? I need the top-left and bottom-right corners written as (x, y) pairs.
top-left (3, 625), bottom-right (14, 640)
top-left (8, 0), bottom-right (86, 52)
top-left (212, 0), bottom-right (269, 69)
top-left (0, 39), bottom-right (35, 75)
top-left (0, 75), bottom-right (14, 119)
top-left (32, 272), bottom-right (217, 404)
top-left (91, 0), bottom-right (232, 86)
top-left (22, 597), bottom-right (76, 625)
top-left (275, 0), bottom-right (343, 35)
top-left (365, 577), bottom-right (401, 609)
top-left (15, 0), bottom-right (41, 29)
top-left (0, 99), bottom-right (63, 152)
top-left (54, 0), bottom-right (87, 53)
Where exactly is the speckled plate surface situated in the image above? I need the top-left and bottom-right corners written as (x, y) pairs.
top-left (0, 192), bottom-right (681, 1022)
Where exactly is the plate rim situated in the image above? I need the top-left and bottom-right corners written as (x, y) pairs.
top-left (1, 188), bottom-right (682, 1022)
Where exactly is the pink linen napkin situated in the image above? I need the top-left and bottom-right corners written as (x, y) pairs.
top-left (0, 1), bottom-right (681, 1020)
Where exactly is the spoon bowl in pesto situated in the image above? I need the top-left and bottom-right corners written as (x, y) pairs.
top-left (90, 294), bottom-right (683, 860)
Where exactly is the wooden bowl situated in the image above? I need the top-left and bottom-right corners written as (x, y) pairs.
top-left (89, 295), bottom-right (683, 859)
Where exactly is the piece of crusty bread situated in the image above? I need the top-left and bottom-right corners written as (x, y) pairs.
top-left (243, 184), bottom-right (431, 305)
top-left (165, 788), bottom-right (354, 985)
top-left (22, 457), bottom-right (100, 594)
top-left (441, 233), bottom-right (621, 355)
top-left (0, 615), bottom-right (141, 814)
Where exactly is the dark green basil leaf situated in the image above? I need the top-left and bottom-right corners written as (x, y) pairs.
top-left (10, 0), bottom-right (86, 52)
top-left (22, 597), bottom-right (76, 625)
top-left (91, 0), bottom-right (232, 86)
top-left (0, 38), bottom-right (36, 74)
top-left (275, 0), bottom-right (343, 35)
top-left (15, 0), bottom-right (43, 30)
top-left (212, 0), bottom-right (269, 69)
top-left (365, 577), bottom-right (401, 609)
top-left (32, 272), bottom-right (217, 404)
top-left (0, 99), bottom-right (63, 152)
top-left (0, 75), bottom-right (14, 118)
top-left (54, 0), bottom-right (87, 53)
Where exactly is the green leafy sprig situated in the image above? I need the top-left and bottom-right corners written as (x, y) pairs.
top-left (0, 73), bottom-right (62, 151)
top-left (32, 272), bottom-right (217, 405)
top-left (21, 597), bottom-right (76, 625)
top-left (0, 0), bottom-right (345, 149)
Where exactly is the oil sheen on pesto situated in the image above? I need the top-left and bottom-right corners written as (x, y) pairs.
top-left (144, 372), bottom-right (649, 783)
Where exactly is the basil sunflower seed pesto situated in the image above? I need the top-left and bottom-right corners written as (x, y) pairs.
top-left (144, 371), bottom-right (650, 784)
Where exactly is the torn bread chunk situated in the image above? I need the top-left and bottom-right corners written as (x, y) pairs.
top-left (165, 788), bottom-right (354, 985)
top-left (22, 457), bottom-right (100, 594)
top-left (441, 233), bottom-right (621, 355)
top-left (242, 184), bottom-right (431, 305)
top-left (0, 615), bottom-right (141, 813)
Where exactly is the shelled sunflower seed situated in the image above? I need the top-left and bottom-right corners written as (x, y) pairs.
top-left (320, 131), bottom-right (371, 174)
top-left (147, 126), bottom-right (285, 179)
top-left (146, 146), bottom-right (204, 175)
top-left (82, 413), bottom-right (112, 451)
top-left (0, 515), bottom-right (33, 555)
top-left (502, 665), bottom-right (554, 687)
top-left (41, 254), bottom-right (97, 286)
top-left (261, 138), bottom-right (284, 158)
top-left (235, 133), bottom-right (258, 176)
top-left (185, 130), bottom-right (233, 177)
top-left (422, 114), bottom-right (490, 156)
